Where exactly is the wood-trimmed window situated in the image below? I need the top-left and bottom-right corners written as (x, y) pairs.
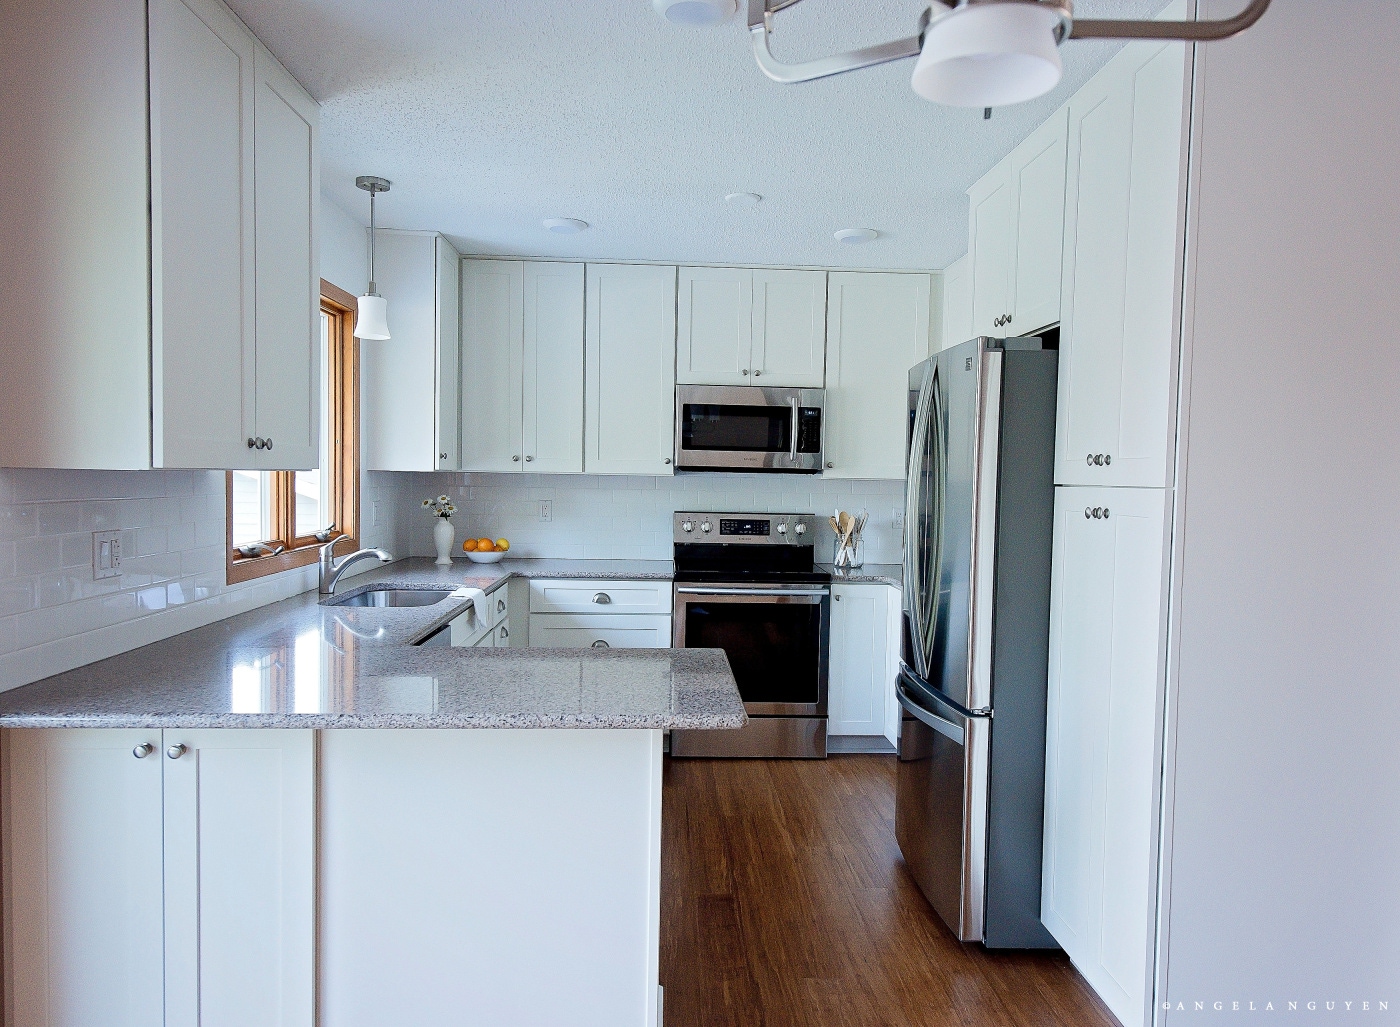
top-left (226, 281), bottom-right (360, 584)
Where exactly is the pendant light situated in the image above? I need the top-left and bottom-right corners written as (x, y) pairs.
top-left (354, 176), bottom-right (391, 341)
top-left (736, 0), bottom-right (1272, 108)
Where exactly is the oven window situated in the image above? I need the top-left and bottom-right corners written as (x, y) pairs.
top-left (680, 404), bottom-right (791, 453)
top-left (683, 601), bottom-right (820, 705)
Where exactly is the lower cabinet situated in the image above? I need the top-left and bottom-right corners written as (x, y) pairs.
top-left (3, 728), bottom-right (315, 1027)
top-left (1041, 486), bottom-right (1170, 1027)
top-left (529, 613), bottom-right (671, 650)
top-left (827, 583), bottom-right (902, 746)
top-left (450, 583), bottom-right (511, 647)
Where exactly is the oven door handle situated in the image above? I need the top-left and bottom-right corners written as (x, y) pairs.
top-left (675, 587), bottom-right (830, 597)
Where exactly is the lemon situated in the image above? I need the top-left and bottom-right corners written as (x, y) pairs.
top-left (495, 538), bottom-right (510, 552)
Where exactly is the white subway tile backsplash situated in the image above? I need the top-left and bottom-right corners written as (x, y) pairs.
top-left (14, 537), bottom-right (63, 576)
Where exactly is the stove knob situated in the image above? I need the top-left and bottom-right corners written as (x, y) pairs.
top-left (681, 520), bottom-right (694, 533)
top-left (793, 523), bottom-right (807, 536)
top-left (699, 520), bottom-right (712, 534)
top-left (776, 522), bottom-right (787, 535)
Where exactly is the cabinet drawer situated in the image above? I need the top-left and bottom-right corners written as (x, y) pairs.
top-left (528, 614), bottom-right (672, 650)
top-left (487, 584), bottom-right (509, 627)
top-left (528, 579), bottom-right (671, 615)
top-left (449, 606), bottom-right (492, 648)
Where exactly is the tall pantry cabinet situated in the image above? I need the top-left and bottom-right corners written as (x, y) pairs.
top-left (1038, 24), bottom-right (1190, 1027)
top-left (0, 0), bottom-right (321, 471)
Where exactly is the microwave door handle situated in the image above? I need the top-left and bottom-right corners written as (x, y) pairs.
top-left (788, 397), bottom-right (799, 460)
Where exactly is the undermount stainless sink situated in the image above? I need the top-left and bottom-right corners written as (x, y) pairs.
top-left (329, 588), bottom-right (455, 608)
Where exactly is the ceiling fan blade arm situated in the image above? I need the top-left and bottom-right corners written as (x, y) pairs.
top-left (748, 3), bottom-right (932, 86)
top-left (1069, 0), bottom-right (1271, 41)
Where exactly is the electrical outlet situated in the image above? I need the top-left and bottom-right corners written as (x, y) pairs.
top-left (892, 507), bottom-right (905, 532)
top-left (92, 530), bottom-right (122, 580)
top-left (539, 500), bottom-right (552, 523)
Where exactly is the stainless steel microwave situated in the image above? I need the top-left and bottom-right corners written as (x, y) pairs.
top-left (674, 385), bottom-right (824, 472)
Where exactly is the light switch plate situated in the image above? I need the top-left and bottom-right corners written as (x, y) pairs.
top-left (92, 530), bottom-right (122, 580)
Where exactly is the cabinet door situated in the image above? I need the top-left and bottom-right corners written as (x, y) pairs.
top-left (828, 584), bottom-right (892, 737)
top-left (1009, 109), bottom-right (1068, 336)
top-left (435, 237), bottom-right (462, 470)
top-left (460, 259), bottom-right (525, 472)
top-left (163, 729), bottom-right (315, 1027)
top-left (252, 42), bottom-right (320, 471)
top-left (824, 272), bottom-right (932, 479)
top-left (1041, 486), bottom-right (1168, 1027)
top-left (752, 269), bottom-right (827, 387)
top-left (528, 613), bottom-right (673, 649)
top-left (362, 231), bottom-right (442, 471)
top-left (4, 728), bottom-right (165, 1027)
top-left (1056, 41), bottom-right (1187, 488)
top-left (150, 0), bottom-right (256, 469)
top-left (941, 255), bottom-right (973, 352)
top-left (967, 163), bottom-right (1012, 338)
top-left (584, 264), bottom-right (678, 475)
top-left (523, 262), bottom-right (585, 472)
top-left (676, 266), bottom-right (752, 385)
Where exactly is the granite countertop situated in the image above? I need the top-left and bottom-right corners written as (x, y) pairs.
top-left (822, 563), bottom-right (903, 587)
top-left (0, 559), bottom-right (743, 731)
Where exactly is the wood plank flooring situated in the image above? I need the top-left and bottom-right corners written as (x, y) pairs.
top-left (660, 755), bottom-right (1118, 1027)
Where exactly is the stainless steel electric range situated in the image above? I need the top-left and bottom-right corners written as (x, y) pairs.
top-left (667, 511), bottom-right (831, 759)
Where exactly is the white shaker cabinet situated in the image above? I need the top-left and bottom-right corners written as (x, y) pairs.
top-left (676, 267), bottom-right (826, 387)
top-left (941, 254), bottom-right (973, 351)
top-left (827, 583), bottom-right (902, 745)
top-left (363, 232), bottom-right (461, 471)
top-left (967, 109), bottom-right (1068, 339)
top-left (584, 264), bottom-right (678, 475)
top-left (1041, 486), bottom-right (1169, 1027)
top-left (3, 728), bottom-right (315, 1027)
top-left (1055, 38), bottom-right (1188, 488)
top-left (824, 272), bottom-right (933, 479)
top-left (461, 259), bottom-right (586, 473)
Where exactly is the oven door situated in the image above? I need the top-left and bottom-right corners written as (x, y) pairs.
top-left (672, 585), bottom-right (829, 715)
top-left (674, 385), bottom-right (824, 472)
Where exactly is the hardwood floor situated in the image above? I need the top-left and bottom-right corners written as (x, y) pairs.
top-left (660, 755), bottom-right (1117, 1027)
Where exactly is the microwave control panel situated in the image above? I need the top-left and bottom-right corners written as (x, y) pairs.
top-left (796, 408), bottom-right (822, 454)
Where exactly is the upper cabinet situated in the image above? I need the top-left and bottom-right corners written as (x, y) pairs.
top-left (585, 264), bottom-right (678, 475)
top-left (1055, 40), bottom-right (1188, 488)
top-left (0, 0), bottom-right (320, 470)
top-left (460, 259), bottom-right (585, 474)
top-left (967, 109), bottom-right (1068, 339)
top-left (677, 267), bottom-right (826, 387)
top-left (362, 232), bottom-right (461, 472)
top-left (942, 254), bottom-right (973, 350)
top-left (824, 272), bottom-right (933, 479)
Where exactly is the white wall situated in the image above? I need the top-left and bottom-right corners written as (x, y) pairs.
top-left (392, 472), bottom-right (906, 566)
top-left (1159, 0), bottom-right (1400, 1015)
top-left (320, 192), bottom-right (367, 297)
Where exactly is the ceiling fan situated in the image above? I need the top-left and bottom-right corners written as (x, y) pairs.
top-left (654, 0), bottom-right (1271, 107)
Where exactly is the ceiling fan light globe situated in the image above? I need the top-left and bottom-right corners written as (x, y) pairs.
top-left (911, 1), bottom-right (1065, 107)
top-left (653, 0), bottom-right (737, 28)
top-left (354, 294), bottom-right (391, 341)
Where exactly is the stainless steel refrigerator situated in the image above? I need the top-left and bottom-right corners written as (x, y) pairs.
top-left (896, 336), bottom-right (1059, 949)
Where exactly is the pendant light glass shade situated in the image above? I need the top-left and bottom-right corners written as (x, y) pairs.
top-left (911, 1), bottom-right (1064, 108)
top-left (354, 293), bottom-right (391, 341)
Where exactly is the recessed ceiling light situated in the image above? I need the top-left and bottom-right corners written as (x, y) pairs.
top-left (834, 228), bottom-right (879, 244)
top-left (653, 0), bottom-right (737, 28)
top-left (725, 192), bottom-right (762, 206)
top-left (543, 218), bottom-right (588, 234)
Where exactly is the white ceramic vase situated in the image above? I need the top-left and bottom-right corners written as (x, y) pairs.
top-left (433, 518), bottom-right (455, 566)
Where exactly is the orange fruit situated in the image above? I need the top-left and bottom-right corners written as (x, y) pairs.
top-left (477, 537), bottom-right (495, 551)
top-left (495, 538), bottom-right (510, 552)
top-left (462, 538), bottom-right (479, 552)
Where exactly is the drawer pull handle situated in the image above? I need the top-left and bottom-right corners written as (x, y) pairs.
top-left (591, 639), bottom-right (610, 648)
top-left (497, 598), bottom-right (506, 612)
top-left (592, 593), bottom-right (612, 605)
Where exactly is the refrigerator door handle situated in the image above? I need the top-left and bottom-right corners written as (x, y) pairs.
top-left (896, 680), bottom-right (965, 745)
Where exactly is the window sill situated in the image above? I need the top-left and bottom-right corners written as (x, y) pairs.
top-left (227, 543), bottom-right (330, 586)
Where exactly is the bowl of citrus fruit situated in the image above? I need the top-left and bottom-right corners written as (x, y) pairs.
top-left (462, 536), bottom-right (510, 563)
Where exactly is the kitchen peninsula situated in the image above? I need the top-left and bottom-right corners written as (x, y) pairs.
top-left (0, 560), bottom-right (743, 1027)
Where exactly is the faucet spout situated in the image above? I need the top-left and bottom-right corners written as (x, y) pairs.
top-left (319, 537), bottom-right (393, 595)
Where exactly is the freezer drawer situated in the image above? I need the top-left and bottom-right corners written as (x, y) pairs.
top-left (894, 676), bottom-right (988, 943)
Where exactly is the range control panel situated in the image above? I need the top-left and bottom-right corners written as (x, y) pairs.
top-left (673, 511), bottom-right (817, 545)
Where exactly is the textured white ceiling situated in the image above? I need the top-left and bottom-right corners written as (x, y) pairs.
top-left (228, 0), bottom-right (1167, 270)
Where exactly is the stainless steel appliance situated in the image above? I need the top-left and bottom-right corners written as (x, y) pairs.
top-left (667, 511), bottom-right (831, 758)
top-left (674, 385), bottom-right (824, 473)
top-left (896, 336), bottom-right (1059, 949)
